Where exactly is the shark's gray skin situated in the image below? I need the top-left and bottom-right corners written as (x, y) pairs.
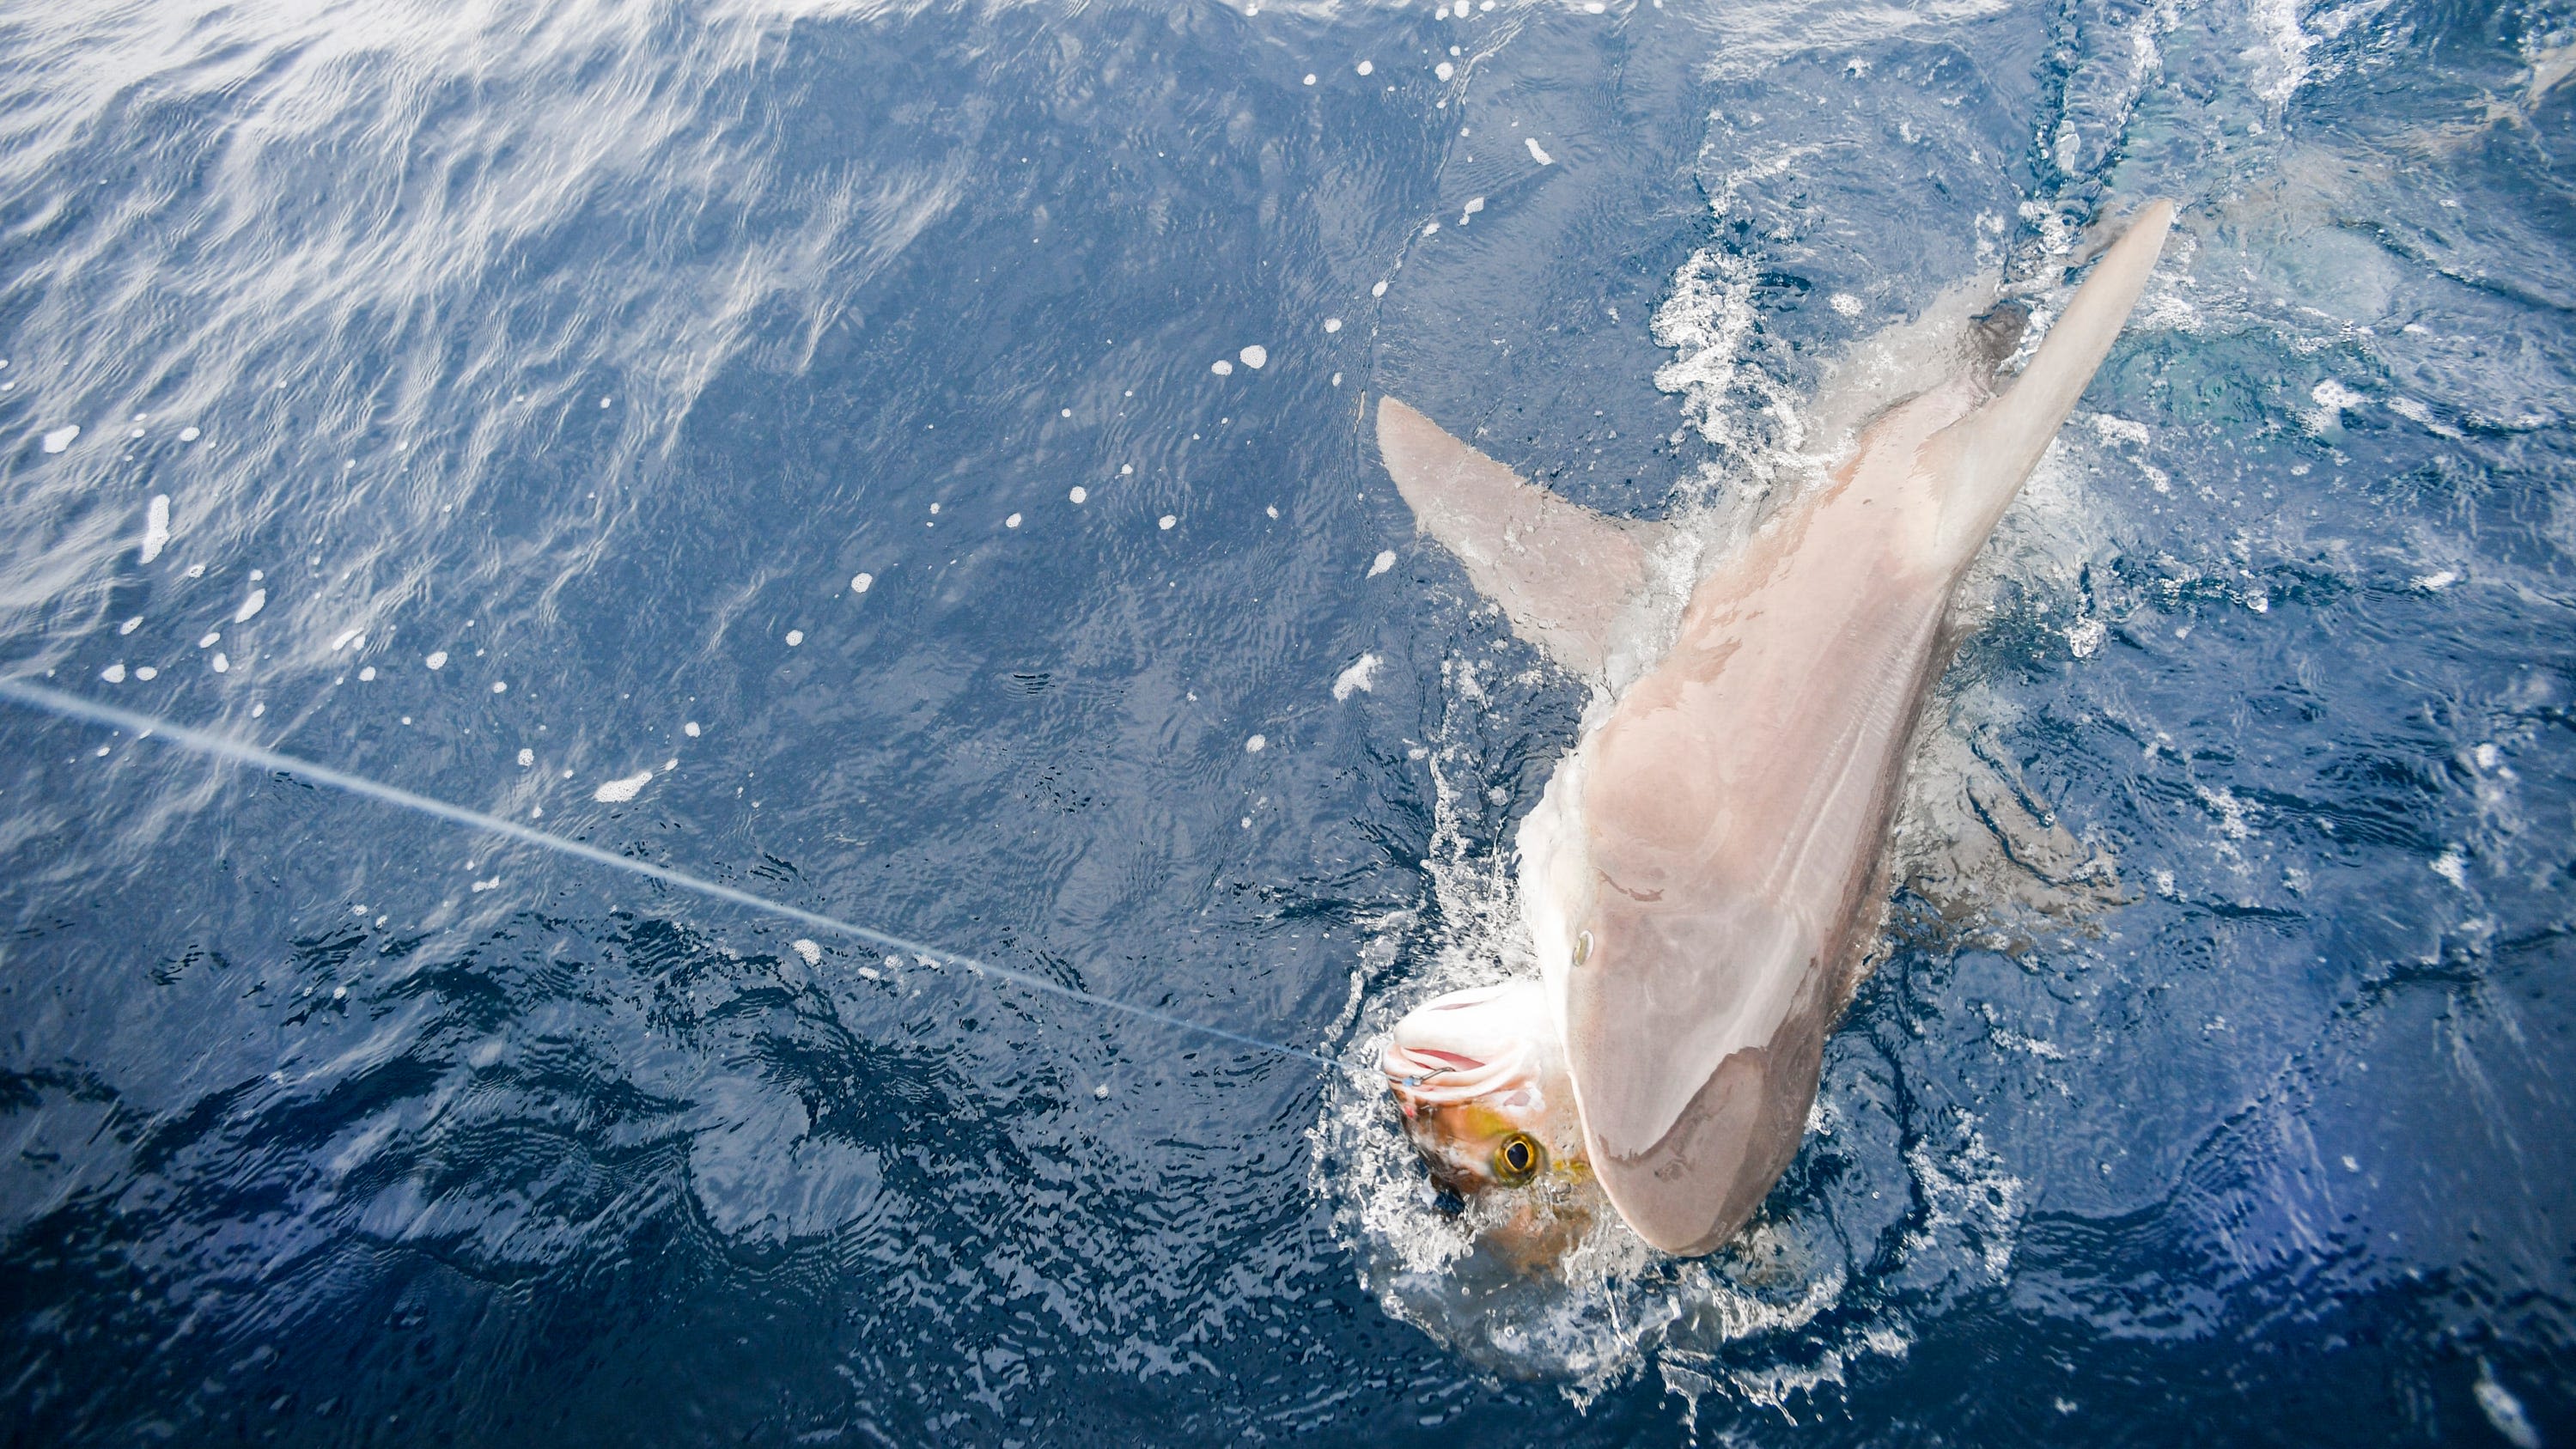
top-left (1379, 202), bottom-right (2176, 1256)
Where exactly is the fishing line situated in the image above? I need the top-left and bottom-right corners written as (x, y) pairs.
top-left (0, 677), bottom-right (1337, 1070)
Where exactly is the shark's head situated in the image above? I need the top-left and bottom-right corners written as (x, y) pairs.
top-left (1380, 978), bottom-right (1588, 1195)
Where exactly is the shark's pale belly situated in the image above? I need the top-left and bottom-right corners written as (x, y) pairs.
top-left (1520, 462), bottom-right (1960, 1250)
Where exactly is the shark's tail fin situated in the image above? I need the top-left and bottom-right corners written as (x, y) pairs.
top-left (1927, 199), bottom-right (2176, 564)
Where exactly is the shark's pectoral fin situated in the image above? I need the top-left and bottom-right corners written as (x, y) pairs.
top-left (1923, 199), bottom-right (2177, 567)
top-left (1377, 397), bottom-right (1659, 680)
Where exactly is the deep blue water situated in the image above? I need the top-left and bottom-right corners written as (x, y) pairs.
top-left (1, 0), bottom-right (2571, 1443)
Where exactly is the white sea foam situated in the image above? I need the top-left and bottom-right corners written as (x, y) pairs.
top-left (2476, 1368), bottom-right (2541, 1449)
top-left (2432, 848), bottom-right (2468, 888)
top-left (2384, 395), bottom-right (2462, 438)
top-left (2067, 617), bottom-right (2108, 658)
top-left (1652, 246), bottom-right (1771, 463)
top-left (2089, 413), bottom-right (2151, 447)
top-left (140, 496), bottom-right (170, 563)
top-left (594, 770), bottom-right (654, 802)
top-left (1332, 654), bottom-right (1381, 699)
top-left (2249, 0), bottom-right (2318, 107)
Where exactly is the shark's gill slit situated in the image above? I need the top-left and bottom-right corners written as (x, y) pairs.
top-left (0, 678), bottom-right (1336, 1070)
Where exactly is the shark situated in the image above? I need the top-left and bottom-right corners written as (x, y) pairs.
top-left (1378, 200), bottom-right (2176, 1257)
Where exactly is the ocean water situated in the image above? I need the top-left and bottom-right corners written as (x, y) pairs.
top-left (1, 0), bottom-right (2570, 1443)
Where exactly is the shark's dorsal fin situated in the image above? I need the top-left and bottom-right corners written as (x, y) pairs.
top-left (1377, 397), bottom-right (1657, 680)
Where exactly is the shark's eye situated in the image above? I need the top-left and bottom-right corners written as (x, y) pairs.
top-left (1573, 930), bottom-right (1592, 968)
top-left (1493, 1132), bottom-right (1544, 1187)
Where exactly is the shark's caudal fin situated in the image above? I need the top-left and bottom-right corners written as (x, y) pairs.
top-left (1926, 199), bottom-right (2177, 564)
top-left (1375, 397), bottom-right (1660, 679)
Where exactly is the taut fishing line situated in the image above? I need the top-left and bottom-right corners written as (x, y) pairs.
top-left (0, 677), bottom-right (1336, 1070)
